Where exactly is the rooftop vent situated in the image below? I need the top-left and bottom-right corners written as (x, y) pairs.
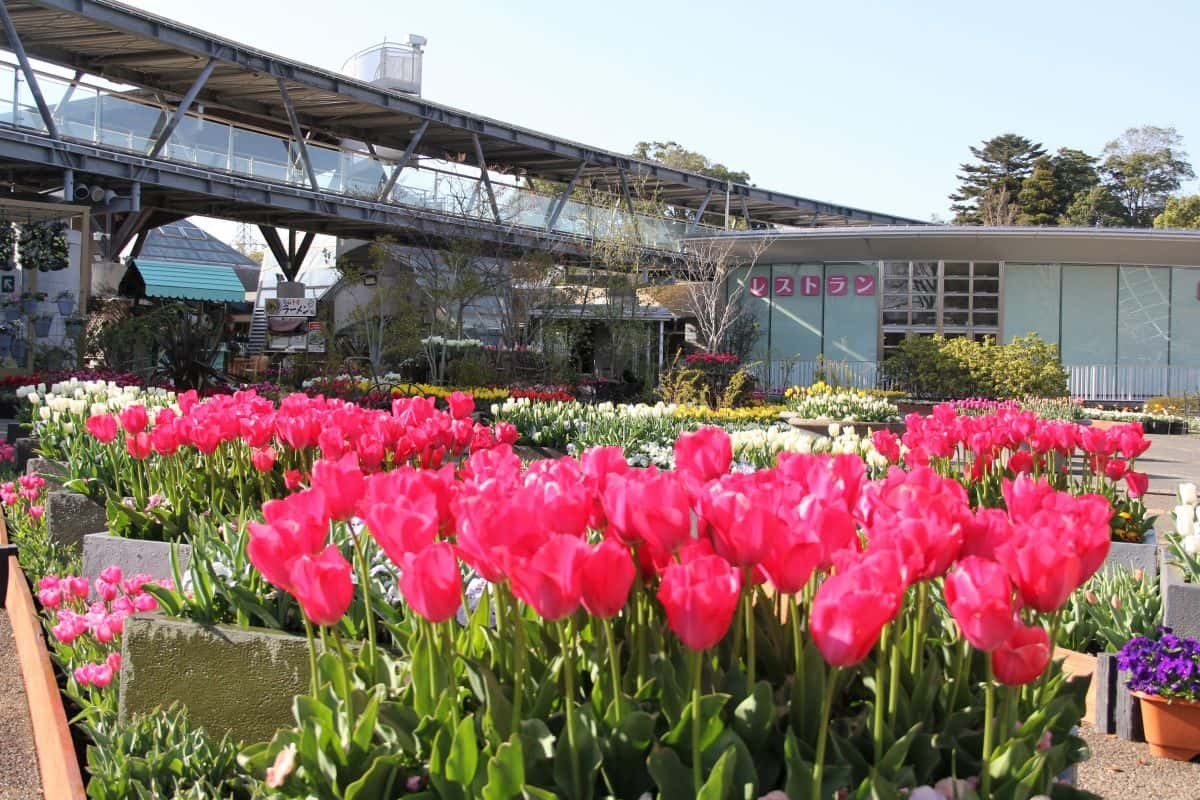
top-left (342, 36), bottom-right (425, 96)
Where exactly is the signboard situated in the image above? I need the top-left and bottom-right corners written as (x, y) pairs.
top-left (800, 275), bottom-right (821, 296)
top-left (0, 276), bottom-right (13, 294)
top-left (773, 275), bottom-right (794, 297)
top-left (827, 275), bottom-right (848, 296)
top-left (306, 321), bottom-right (326, 354)
top-left (748, 276), bottom-right (768, 297)
top-left (749, 272), bottom-right (878, 298)
top-left (265, 297), bottom-right (316, 317)
top-left (854, 275), bottom-right (876, 296)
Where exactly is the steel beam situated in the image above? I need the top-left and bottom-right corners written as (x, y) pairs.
top-left (50, 69), bottom-right (83, 116)
top-left (377, 119), bottom-right (428, 201)
top-left (109, 207), bottom-right (152, 259)
top-left (276, 78), bottom-right (318, 191)
top-left (145, 57), bottom-right (216, 160)
top-left (0, 0), bottom-right (59, 139)
top-left (258, 226), bottom-right (292, 279)
top-left (291, 230), bottom-right (315, 272)
top-left (686, 187), bottom-right (714, 235)
top-left (471, 134), bottom-right (501, 224)
top-left (741, 195), bottom-right (752, 228)
top-left (544, 159), bottom-right (587, 232)
top-left (617, 165), bottom-right (636, 217)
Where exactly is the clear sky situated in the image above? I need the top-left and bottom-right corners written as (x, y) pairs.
top-left (121, 0), bottom-right (1199, 225)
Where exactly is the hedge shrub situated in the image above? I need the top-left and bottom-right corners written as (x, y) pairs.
top-left (883, 333), bottom-right (1067, 399)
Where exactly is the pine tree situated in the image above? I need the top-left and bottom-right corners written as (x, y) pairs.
top-left (1016, 157), bottom-right (1060, 226)
top-left (1050, 148), bottom-right (1099, 217)
top-left (950, 134), bottom-right (1046, 224)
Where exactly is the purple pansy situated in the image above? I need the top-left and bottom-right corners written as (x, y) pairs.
top-left (1118, 627), bottom-right (1200, 702)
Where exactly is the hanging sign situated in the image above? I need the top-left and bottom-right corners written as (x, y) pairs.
top-left (265, 297), bottom-right (316, 317)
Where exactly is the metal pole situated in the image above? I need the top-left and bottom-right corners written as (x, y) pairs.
top-left (277, 78), bottom-right (319, 190)
top-left (377, 119), bottom-right (428, 201)
top-left (0, 0), bottom-right (59, 139)
top-left (545, 159), bottom-right (587, 231)
top-left (471, 134), bottom-right (501, 224)
top-left (658, 319), bottom-right (664, 373)
top-left (62, 169), bottom-right (73, 201)
top-left (146, 58), bottom-right (216, 160)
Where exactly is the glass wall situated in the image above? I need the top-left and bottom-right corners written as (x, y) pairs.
top-left (1170, 268), bottom-right (1200, 368)
top-left (767, 264), bottom-right (824, 361)
top-left (1002, 264), bottom-right (1060, 344)
top-left (1117, 265), bottom-right (1171, 365)
top-left (1060, 265), bottom-right (1117, 364)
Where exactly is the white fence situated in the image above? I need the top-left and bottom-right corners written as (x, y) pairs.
top-left (748, 359), bottom-right (1200, 402)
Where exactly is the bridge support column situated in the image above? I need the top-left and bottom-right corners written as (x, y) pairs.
top-left (259, 226), bottom-right (315, 282)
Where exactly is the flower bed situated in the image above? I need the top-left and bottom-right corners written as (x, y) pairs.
top-left (8, 387), bottom-right (1162, 797)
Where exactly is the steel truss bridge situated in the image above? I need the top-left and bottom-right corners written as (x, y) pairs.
top-left (0, 0), bottom-right (922, 277)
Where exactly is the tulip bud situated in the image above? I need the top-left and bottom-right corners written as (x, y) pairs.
top-left (1181, 482), bottom-right (1199, 506)
top-left (1085, 590), bottom-right (1099, 605)
top-left (1133, 568), bottom-right (1145, 583)
top-left (1111, 594), bottom-right (1122, 611)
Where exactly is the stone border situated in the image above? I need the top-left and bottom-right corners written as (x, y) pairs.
top-left (1161, 560), bottom-right (1200, 640)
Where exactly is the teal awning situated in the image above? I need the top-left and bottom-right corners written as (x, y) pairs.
top-left (122, 259), bottom-right (246, 303)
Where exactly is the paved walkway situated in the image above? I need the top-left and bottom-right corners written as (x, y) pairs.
top-left (1132, 433), bottom-right (1200, 533)
top-left (0, 610), bottom-right (41, 800)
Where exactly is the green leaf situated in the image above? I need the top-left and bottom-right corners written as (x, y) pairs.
top-left (351, 690), bottom-right (381, 754)
top-left (429, 725), bottom-right (466, 800)
top-left (647, 747), bottom-right (694, 800)
top-left (663, 694), bottom-right (730, 751)
top-left (463, 660), bottom-right (514, 743)
top-left (553, 706), bottom-right (602, 800)
top-left (446, 714), bottom-right (479, 786)
top-left (696, 747), bottom-right (736, 800)
top-left (344, 753), bottom-right (407, 800)
top-left (732, 681), bottom-right (775, 752)
top-left (482, 734), bottom-right (526, 800)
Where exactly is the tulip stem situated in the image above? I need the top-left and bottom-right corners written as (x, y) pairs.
top-left (690, 647), bottom-right (703, 793)
top-left (512, 596), bottom-right (526, 736)
top-left (813, 667), bottom-right (838, 800)
top-left (743, 571), bottom-right (756, 686)
top-left (982, 659), bottom-right (996, 799)
top-left (910, 581), bottom-right (927, 674)
top-left (604, 617), bottom-right (623, 722)
top-left (301, 616), bottom-right (319, 695)
top-left (789, 595), bottom-right (803, 675)
top-left (887, 616), bottom-right (902, 717)
top-left (874, 625), bottom-right (888, 764)
top-left (1038, 609), bottom-right (1062, 705)
top-left (559, 619), bottom-right (582, 800)
top-left (348, 529), bottom-right (377, 660)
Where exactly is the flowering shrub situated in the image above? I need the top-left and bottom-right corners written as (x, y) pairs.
top-left (39, 567), bottom-right (170, 714)
top-left (683, 351), bottom-right (739, 367)
top-left (236, 427), bottom-right (1100, 798)
top-left (1119, 628), bottom-right (1200, 702)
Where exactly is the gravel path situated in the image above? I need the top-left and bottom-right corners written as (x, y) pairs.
top-left (1078, 721), bottom-right (1200, 799)
top-left (0, 610), bottom-right (40, 800)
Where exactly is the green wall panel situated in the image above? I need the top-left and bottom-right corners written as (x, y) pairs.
top-left (1060, 265), bottom-right (1117, 364)
top-left (1002, 264), bottom-right (1060, 344)
top-left (1170, 268), bottom-right (1200, 368)
top-left (821, 262), bottom-right (878, 363)
top-left (765, 263), bottom-right (824, 361)
top-left (1117, 265), bottom-right (1170, 365)
top-left (730, 264), bottom-right (773, 361)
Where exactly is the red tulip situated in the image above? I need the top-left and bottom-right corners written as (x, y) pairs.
top-left (810, 550), bottom-right (903, 667)
top-left (399, 542), bottom-right (462, 623)
top-left (150, 422), bottom-right (180, 456)
top-left (251, 446), bottom-right (277, 472)
top-left (702, 483), bottom-right (782, 567)
top-left (125, 432), bottom-right (152, 460)
top-left (85, 413), bottom-right (118, 444)
top-left (289, 545), bottom-right (354, 626)
top-left (447, 391), bottom-right (475, 420)
top-left (118, 404), bottom-right (148, 435)
top-left (507, 533), bottom-right (588, 621)
top-left (1104, 458), bottom-right (1128, 481)
top-left (362, 494), bottom-right (439, 562)
top-left (991, 621), bottom-right (1050, 686)
top-left (1002, 531), bottom-right (1080, 614)
top-left (674, 426), bottom-right (732, 493)
top-left (944, 556), bottom-right (1015, 651)
top-left (310, 453), bottom-right (364, 521)
top-left (581, 539), bottom-right (635, 618)
top-left (284, 469), bottom-right (304, 490)
top-left (1006, 450), bottom-right (1033, 474)
top-left (602, 469), bottom-right (692, 554)
top-left (1124, 470), bottom-right (1149, 499)
top-left (657, 554), bottom-right (741, 651)
top-left (871, 429), bottom-right (901, 463)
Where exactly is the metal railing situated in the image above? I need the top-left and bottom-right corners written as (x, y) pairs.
top-left (747, 358), bottom-right (1198, 402)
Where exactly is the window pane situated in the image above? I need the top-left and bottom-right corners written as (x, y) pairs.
top-left (883, 311), bottom-right (908, 325)
top-left (883, 279), bottom-right (908, 293)
top-left (973, 278), bottom-right (999, 294)
top-left (973, 263), bottom-right (1000, 278)
top-left (944, 278), bottom-right (970, 294)
top-left (912, 311), bottom-right (937, 325)
top-left (943, 311), bottom-right (969, 326)
top-left (884, 261), bottom-right (909, 279)
top-left (944, 262), bottom-right (970, 278)
top-left (974, 295), bottom-right (999, 310)
top-left (973, 312), bottom-right (999, 327)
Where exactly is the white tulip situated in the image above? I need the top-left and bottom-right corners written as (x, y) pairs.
top-left (38, 406), bottom-right (51, 420)
top-left (1181, 483), bottom-right (1198, 506)
top-left (1175, 506), bottom-right (1196, 535)
top-left (1185, 534), bottom-right (1200, 556)
top-left (827, 422), bottom-right (841, 437)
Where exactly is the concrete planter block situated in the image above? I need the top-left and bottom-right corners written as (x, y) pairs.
top-left (119, 615), bottom-right (310, 744)
top-left (82, 533), bottom-right (190, 593)
top-left (785, 418), bottom-right (905, 436)
top-left (1115, 677), bottom-right (1145, 742)
top-left (1103, 531), bottom-right (1159, 579)
top-left (14, 436), bottom-right (38, 472)
top-left (44, 490), bottom-right (108, 548)
top-left (1161, 561), bottom-right (1200, 640)
top-left (7, 422), bottom-right (22, 444)
top-left (1093, 652), bottom-right (1119, 734)
top-left (25, 457), bottom-right (69, 492)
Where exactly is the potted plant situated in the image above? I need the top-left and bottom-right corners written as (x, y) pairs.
top-left (54, 290), bottom-right (74, 316)
top-left (1118, 627), bottom-right (1200, 760)
top-left (18, 220), bottom-right (68, 271)
top-left (63, 316), bottom-right (84, 338)
top-left (20, 291), bottom-right (45, 315)
top-left (0, 223), bottom-right (16, 271)
top-left (32, 314), bottom-right (51, 338)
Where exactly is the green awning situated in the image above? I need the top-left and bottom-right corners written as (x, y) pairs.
top-left (122, 259), bottom-right (246, 303)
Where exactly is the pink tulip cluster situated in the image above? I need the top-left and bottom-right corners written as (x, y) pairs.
top-left (85, 390), bottom-right (514, 469)
top-left (248, 424), bottom-right (1111, 687)
top-left (873, 404), bottom-right (1151, 496)
top-left (39, 567), bottom-right (170, 689)
top-left (1, 473), bottom-right (46, 519)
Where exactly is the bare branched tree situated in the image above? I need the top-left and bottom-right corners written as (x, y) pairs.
top-left (682, 235), bottom-right (772, 355)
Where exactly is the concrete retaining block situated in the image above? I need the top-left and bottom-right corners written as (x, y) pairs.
top-left (1116, 678), bottom-right (1145, 742)
top-left (1103, 531), bottom-right (1160, 580)
top-left (44, 490), bottom-right (107, 548)
top-left (82, 533), bottom-right (190, 593)
top-left (25, 457), bottom-right (69, 492)
top-left (14, 436), bottom-right (37, 472)
top-left (119, 615), bottom-right (310, 744)
top-left (1093, 652), bottom-right (1119, 734)
top-left (1161, 561), bottom-right (1200, 640)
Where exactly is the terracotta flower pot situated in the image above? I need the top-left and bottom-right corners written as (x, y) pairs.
top-left (1133, 691), bottom-right (1200, 760)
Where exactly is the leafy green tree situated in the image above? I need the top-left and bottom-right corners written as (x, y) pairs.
top-left (632, 141), bottom-right (751, 184)
top-left (1050, 148), bottom-right (1100, 214)
top-left (1154, 195), bottom-right (1200, 229)
top-left (1060, 184), bottom-right (1127, 227)
top-left (1101, 125), bottom-right (1195, 227)
top-left (1017, 156), bottom-right (1060, 226)
top-left (950, 134), bottom-right (1046, 224)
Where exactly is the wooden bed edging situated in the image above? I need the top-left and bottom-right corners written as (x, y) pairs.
top-left (1, 522), bottom-right (87, 799)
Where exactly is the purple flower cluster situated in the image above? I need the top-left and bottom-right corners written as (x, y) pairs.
top-left (1118, 627), bottom-right (1200, 701)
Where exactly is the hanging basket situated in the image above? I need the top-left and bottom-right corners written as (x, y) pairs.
top-left (3, 307), bottom-right (20, 322)
top-left (56, 298), bottom-right (75, 316)
top-left (0, 223), bottom-right (15, 271)
top-left (18, 221), bottom-right (68, 272)
top-left (64, 317), bottom-right (84, 338)
top-left (33, 317), bottom-right (51, 338)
